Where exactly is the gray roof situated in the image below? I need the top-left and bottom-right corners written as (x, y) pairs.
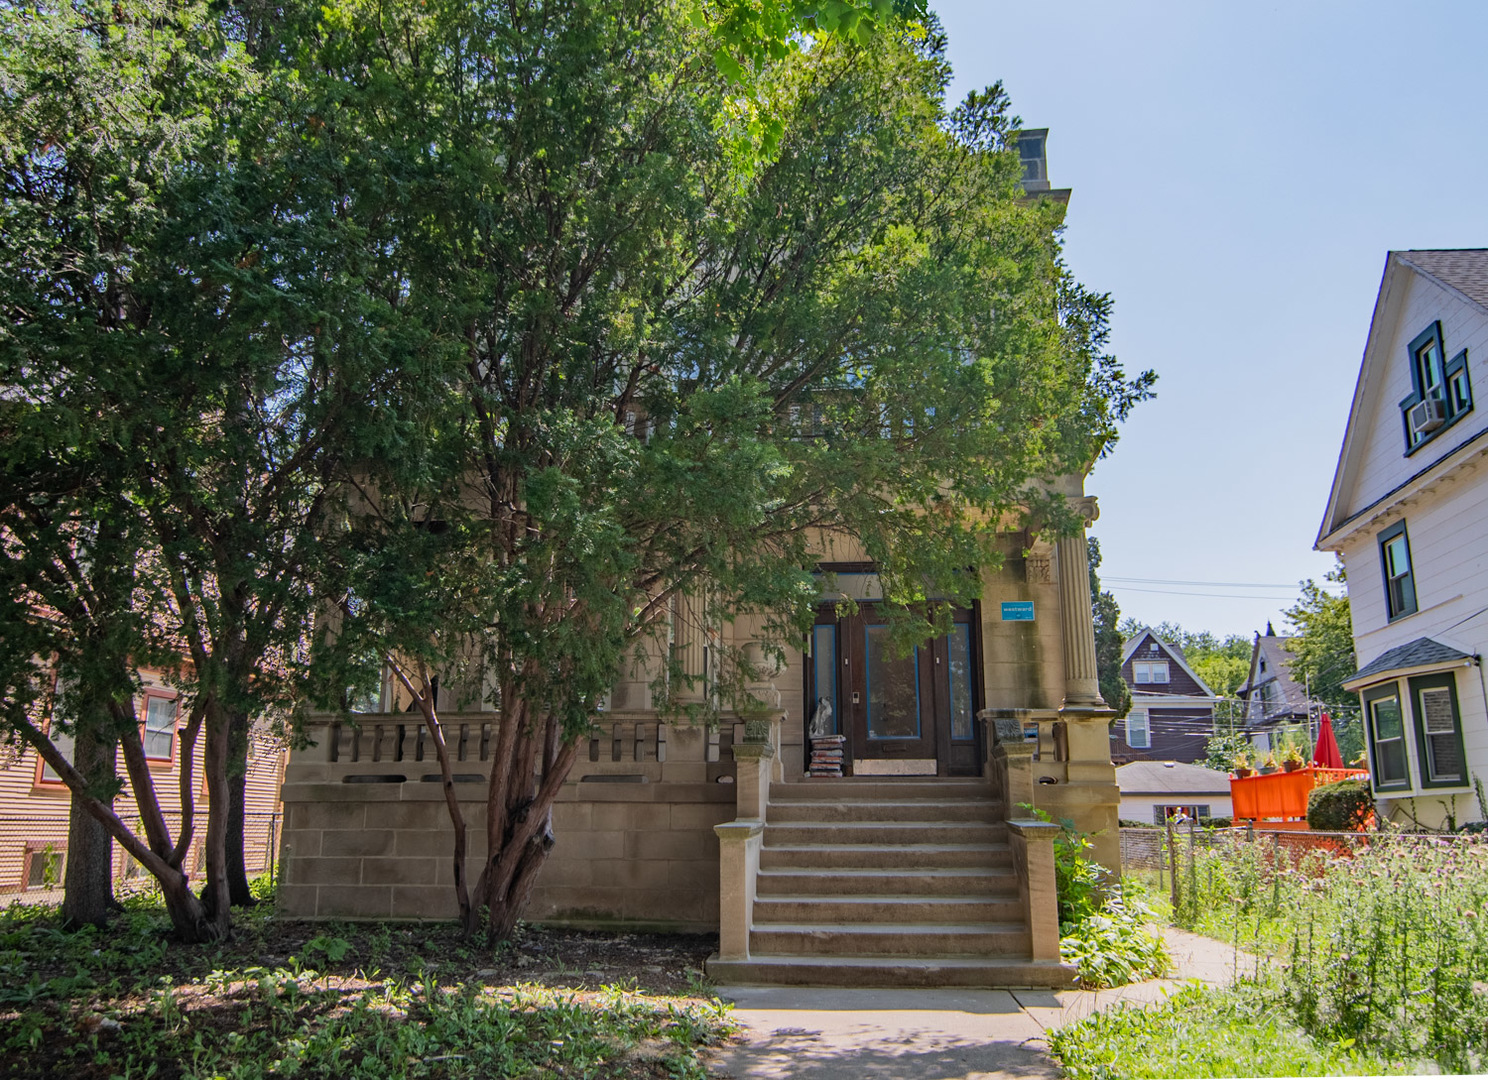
top-left (1348, 637), bottom-right (1474, 684)
top-left (1117, 760), bottom-right (1233, 796)
top-left (1398, 249), bottom-right (1488, 311)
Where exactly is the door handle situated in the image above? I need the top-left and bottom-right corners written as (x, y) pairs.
top-left (852, 692), bottom-right (860, 705)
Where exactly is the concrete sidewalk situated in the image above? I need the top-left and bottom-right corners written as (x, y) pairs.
top-left (708, 927), bottom-right (1254, 1080)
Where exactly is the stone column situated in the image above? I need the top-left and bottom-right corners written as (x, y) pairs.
top-left (1007, 818), bottom-right (1062, 962)
top-left (1057, 496), bottom-right (1104, 709)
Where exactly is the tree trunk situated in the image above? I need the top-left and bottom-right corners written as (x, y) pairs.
top-left (60, 723), bottom-right (118, 928)
top-left (198, 703), bottom-right (233, 938)
top-left (479, 706), bottom-right (581, 944)
top-left (225, 709), bottom-right (256, 907)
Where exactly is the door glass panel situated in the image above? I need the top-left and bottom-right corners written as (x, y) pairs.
top-left (948, 624), bottom-right (974, 740)
top-left (811, 625), bottom-right (839, 734)
top-left (865, 625), bottom-right (920, 739)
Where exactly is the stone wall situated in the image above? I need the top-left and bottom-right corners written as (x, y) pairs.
top-left (278, 714), bottom-right (741, 930)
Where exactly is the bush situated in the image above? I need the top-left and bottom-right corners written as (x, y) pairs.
top-left (1198, 816), bottom-right (1232, 829)
top-left (1118, 819), bottom-right (1156, 828)
top-left (1306, 777), bottom-right (1373, 831)
top-left (1059, 889), bottom-right (1171, 989)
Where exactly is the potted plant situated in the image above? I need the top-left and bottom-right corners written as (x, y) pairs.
top-left (1233, 753), bottom-right (1254, 778)
top-left (1258, 752), bottom-right (1279, 775)
top-left (1281, 746), bottom-right (1306, 773)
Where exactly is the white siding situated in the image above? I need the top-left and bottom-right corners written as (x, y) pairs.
top-left (1336, 272), bottom-right (1488, 523)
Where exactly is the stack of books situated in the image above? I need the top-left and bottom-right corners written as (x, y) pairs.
top-left (808, 734), bottom-right (845, 778)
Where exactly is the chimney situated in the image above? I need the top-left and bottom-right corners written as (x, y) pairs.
top-left (1017, 129), bottom-right (1050, 193)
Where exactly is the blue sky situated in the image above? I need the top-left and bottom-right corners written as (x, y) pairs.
top-left (932, 1), bottom-right (1488, 639)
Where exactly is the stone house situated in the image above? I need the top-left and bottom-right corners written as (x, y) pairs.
top-left (277, 133), bottom-right (1122, 987)
top-left (1316, 249), bottom-right (1488, 830)
top-left (1111, 627), bottom-right (1218, 764)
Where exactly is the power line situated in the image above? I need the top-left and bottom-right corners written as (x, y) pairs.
top-left (1106, 575), bottom-right (1306, 589)
top-left (1108, 584), bottom-right (1300, 600)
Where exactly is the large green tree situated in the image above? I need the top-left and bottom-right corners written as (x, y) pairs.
top-left (1285, 563), bottom-right (1361, 761)
top-left (1089, 537), bottom-right (1131, 718)
top-left (310, 1), bottom-right (1152, 939)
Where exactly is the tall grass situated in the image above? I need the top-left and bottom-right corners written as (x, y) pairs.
top-left (1173, 830), bottom-right (1488, 1073)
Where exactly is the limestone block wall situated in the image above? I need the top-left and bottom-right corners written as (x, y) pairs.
top-left (278, 714), bottom-right (740, 929)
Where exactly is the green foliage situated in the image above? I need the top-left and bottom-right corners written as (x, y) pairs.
top-left (1051, 981), bottom-right (1403, 1080)
top-left (1173, 830), bottom-right (1488, 1072)
top-left (1059, 889), bottom-right (1170, 989)
top-left (1089, 538), bottom-right (1131, 718)
top-left (1306, 778), bottom-right (1373, 832)
top-left (1284, 562), bottom-right (1356, 711)
top-left (0, 903), bottom-right (731, 1079)
top-left (1204, 730), bottom-right (1252, 774)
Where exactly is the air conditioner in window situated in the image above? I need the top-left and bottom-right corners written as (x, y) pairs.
top-left (1409, 396), bottom-right (1447, 437)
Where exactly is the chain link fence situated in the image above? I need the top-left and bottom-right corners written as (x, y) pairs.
top-left (0, 811), bottom-right (281, 905)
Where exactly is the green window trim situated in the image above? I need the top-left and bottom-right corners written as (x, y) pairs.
top-left (1377, 520), bottom-right (1418, 620)
top-left (1362, 682), bottom-right (1413, 793)
top-left (1400, 321), bottom-right (1473, 455)
top-left (1408, 672), bottom-right (1469, 789)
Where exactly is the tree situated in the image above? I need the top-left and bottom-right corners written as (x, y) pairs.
top-left (312, 2), bottom-right (1152, 940)
top-left (1285, 562), bottom-right (1361, 761)
top-left (0, 0), bottom-right (403, 937)
top-left (1088, 538), bottom-right (1131, 718)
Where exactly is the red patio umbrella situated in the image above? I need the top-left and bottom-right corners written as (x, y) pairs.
top-left (1313, 711), bottom-right (1344, 769)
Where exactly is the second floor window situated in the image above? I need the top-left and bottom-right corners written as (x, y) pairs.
top-left (1378, 521), bottom-right (1417, 620)
top-left (1126, 710), bottom-right (1151, 749)
top-left (1133, 660), bottom-right (1169, 684)
top-left (1402, 321), bottom-right (1472, 451)
top-left (143, 695), bottom-right (178, 761)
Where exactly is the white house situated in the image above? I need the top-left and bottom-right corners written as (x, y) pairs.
top-left (1116, 760), bottom-right (1234, 825)
top-left (1317, 249), bottom-right (1488, 830)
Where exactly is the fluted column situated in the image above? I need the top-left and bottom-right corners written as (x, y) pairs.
top-left (1057, 497), bottom-right (1104, 709)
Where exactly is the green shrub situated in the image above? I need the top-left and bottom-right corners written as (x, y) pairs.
top-left (1198, 815), bottom-right (1232, 829)
top-left (1306, 778), bottom-right (1373, 831)
top-left (1059, 889), bottom-right (1170, 989)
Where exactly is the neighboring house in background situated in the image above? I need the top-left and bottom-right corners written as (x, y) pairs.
top-left (1316, 249), bottom-right (1488, 831)
top-left (1111, 627), bottom-right (1219, 764)
top-left (1116, 760), bottom-right (1234, 824)
top-left (1236, 623), bottom-right (1312, 752)
top-left (0, 668), bottom-right (287, 897)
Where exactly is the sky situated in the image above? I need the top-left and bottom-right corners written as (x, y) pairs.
top-left (931, 0), bottom-right (1488, 640)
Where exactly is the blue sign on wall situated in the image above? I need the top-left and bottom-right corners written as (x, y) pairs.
top-left (1000, 601), bottom-right (1035, 622)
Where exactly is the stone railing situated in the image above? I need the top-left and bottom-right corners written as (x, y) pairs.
top-left (280, 710), bottom-right (753, 926)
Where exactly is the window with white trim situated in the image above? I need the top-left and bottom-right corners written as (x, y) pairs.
top-left (1133, 660), bottom-right (1169, 684)
top-left (143, 694), bottom-right (178, 761)
top-left (1364, 684), bottom-right (1410, 790)
top-left (1126, 710), bottom-right (1150, 749)
top-left (1378, 521), bottom-right (1417, 620)
top-left (1409, 673), bottom-right (1467, 787)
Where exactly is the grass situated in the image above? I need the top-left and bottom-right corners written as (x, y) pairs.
top-left (1051, 982), bottom-right (1404, 1080)
top-left (0, 880), bottom-right (733, 1079)
top-left (1057, 830), bottom-right (1488, 1076)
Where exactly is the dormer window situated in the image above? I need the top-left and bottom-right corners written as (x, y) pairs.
top-left (1401, 321), bottom-right (1471, 451)
top-left (1134, 660), bottom-right (1169, 684)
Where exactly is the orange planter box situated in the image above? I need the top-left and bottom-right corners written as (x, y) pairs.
top-left (1230, 767), bottom-right (1369, 822)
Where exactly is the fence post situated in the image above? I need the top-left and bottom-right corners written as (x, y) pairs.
top-left (1167, 815), bottom-right (1179, 912)
top-left (267, 813), bottom-right (279, 889)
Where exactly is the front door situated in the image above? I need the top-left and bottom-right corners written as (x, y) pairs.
top-left (808, 604), bottom-right (981, 776)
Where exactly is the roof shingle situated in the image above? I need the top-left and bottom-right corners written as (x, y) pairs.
top-left (1347, 637), bottom-right (1474, 685)
top-left (1397, 249), bottom-right (1488, 311)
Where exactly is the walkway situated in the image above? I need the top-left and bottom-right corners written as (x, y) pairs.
top-left (708, 927), bottom-right (1254, 1080)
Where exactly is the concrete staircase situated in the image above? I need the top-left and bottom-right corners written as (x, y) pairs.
top-left (707, 778), bottom-right (1076, 988)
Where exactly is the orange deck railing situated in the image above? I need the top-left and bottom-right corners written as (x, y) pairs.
top-left (1230, 766), bottom-right (1369, 822)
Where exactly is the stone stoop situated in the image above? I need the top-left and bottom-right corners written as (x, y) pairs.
top-left (707, 778), bottom-right (1076, 989)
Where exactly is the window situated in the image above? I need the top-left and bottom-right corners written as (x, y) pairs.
top-left (142, 694), bottom-right (178, 761)
top-left (36, 725), bottom-right (74, 786)
top-left (1378, 521), bottom-right (1418, 619)
top-left (1018, 132), bottom-right (1046, 184)
top-left (1401, 322), bottom-right (1472, 451)
top-left (1126, 710), bottom-right (1150, 749)
top-left (1134, 661), bottom-right (1169, 684)
top-left (1364, 684), bottom-right (1410, 790)
top-left (1410, 673), bottom-right (1467, 787)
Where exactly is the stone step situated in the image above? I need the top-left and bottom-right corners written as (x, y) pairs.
top-left (759, 842), bottom-right (1012, 871)
top-left (764, 821), bottom-right (1006, 847)
top-left (752, 894), bottom-right (1025, 925)
top-left (749, 921), bottom-right (1032, 958)
top-left (755, 866), bottom-right (1017, 897)
top-left (766, 799), bottom-right (1002, 824)
top-left (772, 780), bottom-right (993, 802)
top-left (706, 953), bottom-right (1077, 989)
